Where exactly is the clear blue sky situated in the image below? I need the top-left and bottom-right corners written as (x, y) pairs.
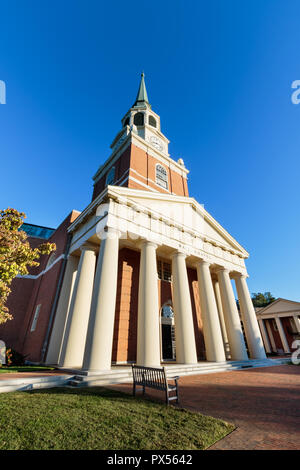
top-left (0, 0), bottom-right (299, 300)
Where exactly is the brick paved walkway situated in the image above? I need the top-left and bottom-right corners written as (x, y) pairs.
top-left (109, 365), bottom-right (300, 450)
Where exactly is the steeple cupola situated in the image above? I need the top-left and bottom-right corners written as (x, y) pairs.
top-left (118, 72), bottom-right (169, 155)
top-left (92, 73), bottom-right (189, 201)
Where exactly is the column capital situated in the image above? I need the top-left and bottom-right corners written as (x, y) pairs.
top-left (171, 250), bottom-right (186, 260)
top-left (196, 258), bottom-right (210, 268)
top-left (215, 266), bottom-right (230, 275)
top-left (80, 242), bottom-right (98, 252)
top-left (139, 239), bottom-right (158, 250)
top-left (103, 226), bottom-right (121, 239)
top-left (231, 271), bottom-right (248, 280)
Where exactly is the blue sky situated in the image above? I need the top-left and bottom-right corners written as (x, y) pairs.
top-left (0, 0), bottom-right (299, 300)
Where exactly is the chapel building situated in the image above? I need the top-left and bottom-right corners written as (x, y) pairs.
top-left (0, 74), bottom-right (267, 370)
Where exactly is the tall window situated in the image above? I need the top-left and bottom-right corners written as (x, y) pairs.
top-left (133, 112), bottom-right (144, 126)
top-left (31, 304), bottom-right (41, 332)
top-left (106, 166), bottom-right (115, 185)
top-left (46, 252), bottom-right (56, 269)
top-left (157, 260), bottom-right (172, 282)
top-left (149, 115), bottom-right (157, 128)
top-left (156, 164), bottom-right (168, 190)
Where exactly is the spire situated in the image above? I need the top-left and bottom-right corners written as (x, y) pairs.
top-left (133, 72), bottom-right (150, 107)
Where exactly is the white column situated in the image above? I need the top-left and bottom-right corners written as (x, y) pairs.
top-left (172, 252), bottom-right (198, 364)
top-left (265, 320), bottom-right (277, 353)
top-left (275, 317), bottom-right (290, 353)
top-left (293, 315), bottom-right (300, 333)
top-left (213, 279), bottom-right (230, 359)
top-left (82, 229), bottom-right (120, 371)
top-left (258, 319), bottom-right (272, 354)
top-left (46, 255), bottom-right (79, 365)
top-left (196, 261), bottom-right (226, 362)
top-left (234, 274), bottom-right (267, 359)
top-left (59, 244), bottom-right (97, 368)
top-left (136, 241), bottom-right (161, 367)
top-left (217, 268), bottom-right (248, 361)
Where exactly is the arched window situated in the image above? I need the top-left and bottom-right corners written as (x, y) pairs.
top-left (133, 112), bottom-right (144, 126)
top-left (161, 304), bottom-right (174, 319)
top-left (46, 252), bottom-right (56, 269)
top-left (156, 164), bottom-right (168, 190)
top-left (106, 167), bottom-right (115, 185)
top-left (149, 115), bottom-right (157, 128)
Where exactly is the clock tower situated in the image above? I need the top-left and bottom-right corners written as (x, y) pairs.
top-left (92, 73), bottom-right (189, 200)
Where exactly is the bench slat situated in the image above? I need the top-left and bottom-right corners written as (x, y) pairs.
top-left (132, 365), bottom-right (179, 405)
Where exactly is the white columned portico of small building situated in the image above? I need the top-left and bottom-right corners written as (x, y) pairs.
top-left (136, 240), bottom-right (161, 367)
top-left (59, 244), bottom-right (97, 368)
top-left (172, 252), bottom-right (198, 364)
top-left (82, 228), bottom-right (120, 371)
top-left (257, 318), bottom-right (272, 354)
top-left (275, 317), bottom-right (291, 354)
top-left (234, 274), bottom-right (266, 359)
top-left (46, 254), bottom-right (79, 365)
top-left (196, 261), bottom-right (226, 362)
top-left (217, 268), bottom-right (249, 361)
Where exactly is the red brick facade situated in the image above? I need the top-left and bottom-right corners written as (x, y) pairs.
top-left (0, 211), bottom-right (80, 362)
top-left (92, 143), bottom-right (189, 201)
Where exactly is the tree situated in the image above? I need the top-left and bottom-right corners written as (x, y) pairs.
top-left (0, 208), bottom-right (56, 324)
top-left (251, 292), bottom-right (276, 308)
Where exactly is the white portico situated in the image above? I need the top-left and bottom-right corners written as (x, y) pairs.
top-left (46, 185), bottom-right (267, 371)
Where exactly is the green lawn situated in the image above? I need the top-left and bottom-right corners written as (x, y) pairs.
top-left (0, 387), bottom-right (234, 450)
top-left (0, 366), bottom-right (54, 373)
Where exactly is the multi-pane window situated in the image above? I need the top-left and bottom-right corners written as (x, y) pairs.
top-left (157, 260), bottom-right (172, 282)
top-left (156, 164), bottom-right (168, 190)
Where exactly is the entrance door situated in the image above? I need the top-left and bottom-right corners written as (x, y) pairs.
top-left (162, 324), bottom-right (173, 360)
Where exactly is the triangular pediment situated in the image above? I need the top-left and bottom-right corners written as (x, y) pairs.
top-left (257, 298), bottom-right (300, 315)
top-left (107, 186), bottom-right (248, 257)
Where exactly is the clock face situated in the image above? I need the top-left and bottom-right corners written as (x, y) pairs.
top-left (150, 135), bottom-right (163, 151)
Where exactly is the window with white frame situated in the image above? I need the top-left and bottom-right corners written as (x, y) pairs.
top-left (31, 304), bottom-right (41, 332)
top-left (156, 164), bottom-right (168, 190)
top-left (106, 166), bottom-right (115, 185)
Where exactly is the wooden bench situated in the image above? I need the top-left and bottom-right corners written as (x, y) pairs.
top-left (131, 365), bottom-right (180, 405)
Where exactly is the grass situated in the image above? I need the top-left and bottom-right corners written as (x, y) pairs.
top-left (0, 366), bottom-right (54, 373)
top-left (0, 387), bottom-right (234, 450)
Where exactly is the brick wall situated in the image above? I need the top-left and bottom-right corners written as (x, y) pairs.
top-left (92, 143), bottom-right (189, 200)
top-left (0, 210), bottom-right (80, 362)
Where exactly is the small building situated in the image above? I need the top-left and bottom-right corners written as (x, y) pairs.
top-left (257, 298), bottom-right (300, 355)
top-left (0, 73), bottom-right (267, 370)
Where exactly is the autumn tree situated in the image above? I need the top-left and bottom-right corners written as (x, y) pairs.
top-left (0, 208), bottom-right (56, 324)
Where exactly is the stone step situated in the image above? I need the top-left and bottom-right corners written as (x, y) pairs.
top-left (0, 375), bottom-right (73, 394)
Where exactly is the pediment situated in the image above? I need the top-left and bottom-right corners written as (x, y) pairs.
top-left (257, 298), bottom-right (300, 315)
top-left (107, 186), bottom-right (248, 257)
